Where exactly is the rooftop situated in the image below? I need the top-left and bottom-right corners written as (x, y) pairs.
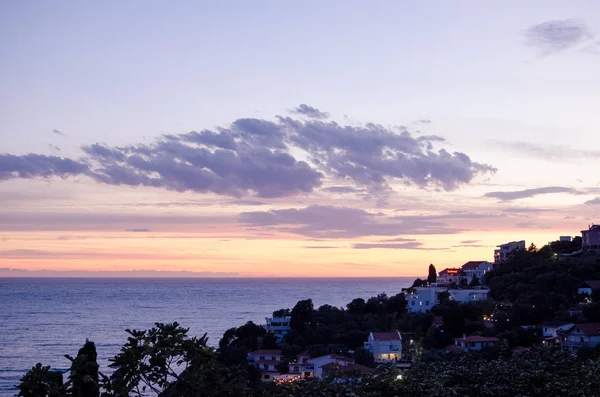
top-left (371, 331), bottom-right (401, 341)
top-left (462, 261), bottom-right (489, 270)
top-left (542, 320), bottom-right (572, 328)
top-left (497, 240), bottom-right (525, 247)
top-left (566, 323), bottom-right (600, 336)
top-left (580, 280), bottom-right (600, 290)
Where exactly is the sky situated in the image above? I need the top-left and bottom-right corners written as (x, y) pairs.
top-left (1, 1), bottom-right (600, 277)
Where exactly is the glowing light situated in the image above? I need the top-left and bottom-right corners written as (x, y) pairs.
top-left (396, 374), bottom-right (403, 380)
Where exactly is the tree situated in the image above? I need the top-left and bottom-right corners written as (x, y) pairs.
top-left (17, 363), bottom-right (65, 397)
top-left (346, 298), bottom-right (366, 314)
top-left (65, 340), bottom-right (100, 397)
top-left (412, 278), bottom-right (427, 288)
top-left (290, 299), bottom-right (315, 331)
top-left (469, 276), bottom-right (480, 287)
top-left (353, 347), bottom-right (375, 367)
top-left (427, 264), bottom-right (437, 284)
top-left (272, 309), bottom-right (290, 317)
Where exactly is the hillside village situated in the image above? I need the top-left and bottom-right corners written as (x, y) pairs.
top-left (243, 224), bottom-right (600, 383)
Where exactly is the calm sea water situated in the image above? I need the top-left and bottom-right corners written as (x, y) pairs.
top-left (0, 277), bottom-right (412, 395)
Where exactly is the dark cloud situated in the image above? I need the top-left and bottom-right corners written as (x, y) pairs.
top-left (52, 129), bottom-right (66, 137)
top-left (484, 186), bottom-right (580, 201)
top-left (452, 244), bottom-right (486, 248)
top-left (239, 205), bottom-right (461, 238)
top-left (523, 19), bottom-right (593, 55)
top-left (586, 197), bottom-right (600, 205)
top-left (229, 200), bottom-right (266, 206)
top-left (1, 107), bottom-right (494, 198)
top-left (460, 239), bottom-right (480, 244)
top-left (496, 141), bottom-right (600, 161)
top-left (125, 228), bottom-right (151, 232)
top-left (291, 104), bottom-right (330, 119)
top-left (0, 153), bottom-right (89, 181)
top-left (352, 241), bottom-right (446, 250)
top-left (377, 237), bottom-right (417, 243)
top-left (48, 144), bottom-right (61, 152)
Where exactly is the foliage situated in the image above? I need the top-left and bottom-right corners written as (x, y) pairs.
top-left (427, 264), bottom-right (437, 284)
top-left (17, 363), bottom-right (65, 397)
top-left (65, 340), bottom-right (100, 397)
top-left (290, 299), bottom-right (315, 331)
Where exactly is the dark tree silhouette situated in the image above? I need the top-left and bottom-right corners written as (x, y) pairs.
top-left (427, 264), bottom-right (437, 284)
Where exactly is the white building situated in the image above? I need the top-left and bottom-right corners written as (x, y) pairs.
top-left (560, 236), bottom-right (572, 242)
top-left (248, 349), bottom-right (310, 382)
top-left (437, 268), bottom-right (464, 284)
top-left (460, 261), bottom-right (493, 284)
top-left (453, 335), bottom-right (499, 352)
top-left (405, 286), bottom-right (490, 313)
top-left (542, 321), bottom-right (573, 338)
top-left (494, 240), bottom-right (525, 264)
top-left (364, 331), bottom-right (402, 363)
top-left (265, 316), bottom-right (291, 343)
top-left (303, 354), bottom-right (355, 378)
top-left (582, 224), bottom-right (600, 252)
top-left (561, 323), bottom-right (600, 353)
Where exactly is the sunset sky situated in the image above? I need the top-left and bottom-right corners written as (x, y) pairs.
top-left (1, 1), bottom-right (600, 277)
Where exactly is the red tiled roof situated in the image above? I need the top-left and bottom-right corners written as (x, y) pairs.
top-left (455, 335), bottom-right (499, 343)
top-left (250, 349), bottom-right (282, 356)
top-left (462, 261), bottom-right (488, 270)
top-left (321, 362), bottom-right (374, 375)
top-left (371, 331), bottom-right (401, 341)
top-left (444, 345), bottom-right (464, 353)
top-left (567, 323), bottom-right (600, 336)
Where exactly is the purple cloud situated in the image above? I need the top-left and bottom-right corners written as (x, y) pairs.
top-left (586, 197), bottom-right (600, 205)
top-left (352, 241), bottom-right (446, 250)
top-left (239, 205), bottom-right (461, 238)
top-left (1, 106), bottom-right (495, 198)
top-left (524, 19), bottom-right (593, 55)
top-left (484, 186), bottom-right (580, 201)
top-left (52, 129), bottom-right (66, 137)
top-left (291, 104), bottom-right (330, 119)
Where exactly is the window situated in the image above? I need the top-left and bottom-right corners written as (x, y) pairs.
top-left (271, 356), bottom-right (276, 361)
top-left (294, 366), bottom-right (299, 372)
top-left (304, 372), bottom-right (311, 377)
top-left (425, 301), bottom-right (430, 306)
top-left (260, 356), bottom-right (265, 360)
top-left (263, 364), bottom-right (269, 370)
top-left (411, 301), bottom-right (415, 306)
top-left (264, 374), bottom-right (270, 379)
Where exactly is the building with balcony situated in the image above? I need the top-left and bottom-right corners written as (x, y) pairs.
top-left (248, 349), bottom-right (310, 382)
top-left (494, 240), bottom-right (526, 264)
top-left (578, 280), bottom-right (600, 298)
top-left (560, 323), bottom-right (600, 353)
top-left (303, 354), bottom-right (355, 379)
top-left (405, 286), bottom-right (490, 313)
top-left (364, 331), bottom-right (402, 363)
top-left (582, 224), bottom-right (600, 252)
top-left (437, 268), bottom-right (464, 284)
top-left (461, 261), bottom-right (493, 284)
top-left (265, 316), bottom-right (291, 343)
top-left (452, 335), bottom-right (499, 352)
top-left (542, 320), bottom-right (573, 338)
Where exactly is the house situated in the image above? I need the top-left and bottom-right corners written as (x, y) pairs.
top-left (582, 224), bottom-right (600, 252)
top-left (265, 316), bottom-right (291, 343)
top-left (303, 354), bottom-right (355, 379)
top-left (494, 240), bottom-right (526, 264)
top-left (560, 323), bottom-right (600, 353)
top-left (461, 261), bottom-right (493, 284)
top-left (568, 305), bottom-right (584, 318)
top-left (453, 335), bottom-right (499, 352)
top-left (577, 281), bottom-right (600, 297)
top-left (405, 286), bottom-right (489, 313)
top-left (560, 236), bottom-right (572, 242)
top-left (437, 268), bottom-right (464, 284)
top-left (364, 331), bottom-right (402, 363)
top-left (248, 349), bottom-right (310, 382)
top-left (541, 320), bottom-right (573, 338)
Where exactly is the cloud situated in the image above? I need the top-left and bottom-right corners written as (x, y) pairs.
top-left (415, 119), bottom-right (431, 124)
top-left (125, 228), bottom-right (151, 232)
top-left (502, 207), bottom-right (552, 213)
top-left (302, 246), bottom-right (339, 249)
top-left (496, 141), bottom-right (600, 161)
top-left (0, 153), bottom-right (89, 180)
top-left (376, 237), bottom-right (417, 243)
top-left (460, 239), bottom-right (480, 244)
top-left (239, 205), bottom-right (461, 238)
top-left (0, 267), bottom-right (240, 278)
top-left (48, 144), bottom-right (61, 152)
top-left (352, 241), bottom-right (446, 250)
top-left (452, 244), bottom-right (486, 248)
top-left (523, 19), bottom-right (593, 55)
top-left (52, 129), bottom-right (66, 137)
top-left (320, 186), bottom-right (365, 194)
top-left (586, 197), bottom-right (600, 205)
top-left (484, 186), bottom-right (580, 201)
top-left (1, 106), bottom-right (494, 198)
top-left (291, 104), bottom-right (330, 119)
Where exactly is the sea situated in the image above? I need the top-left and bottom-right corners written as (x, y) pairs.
top-left (0, 277), bottom-right (412, 396)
